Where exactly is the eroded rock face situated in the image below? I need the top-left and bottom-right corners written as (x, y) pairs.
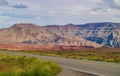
top-left (0, 23), bottom-right (101, 48)
top-left (78, 23), bottom-right (120, 47)
top-left (46, 23), bottom-right (120, 47)
top-left (0, 22), bottom-right (120, 48)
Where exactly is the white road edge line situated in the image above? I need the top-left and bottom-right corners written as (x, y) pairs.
top-left (61, 66), bottom-right (106, 76)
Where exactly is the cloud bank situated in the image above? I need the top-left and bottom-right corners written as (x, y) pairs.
top-left (0, 0), bottom-right (8, 5)
top-left (0, 0), bottom-right (119, 28)
top-left (13, 4), bottom-right (28, 9)
top-left (103, 0), bottom-right (120, 9)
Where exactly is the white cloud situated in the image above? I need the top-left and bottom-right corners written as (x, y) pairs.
top-left (0, 0), bottom-right (119, 28)
top-left (0, 0), bottom-right (8, 5)
top-left (103, 0), bottom-right (120, 9)
top-left (114, 0), bottom-right (120, 8)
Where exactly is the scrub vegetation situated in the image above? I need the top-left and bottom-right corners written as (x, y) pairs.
top-left (0, 53), bottom-right (61, 76)
top-left (7, 47), bottom-right (120, 63)
top-left (24, 50), bottom-right (120, 63)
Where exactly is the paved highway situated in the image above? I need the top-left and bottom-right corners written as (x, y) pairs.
top-left (0, 51), bottom-right (120, 76)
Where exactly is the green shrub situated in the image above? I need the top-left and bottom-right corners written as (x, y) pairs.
top-left (18, 50), bottom-right (120, 63)
top-left (0, 53), bottom-right (61, 76)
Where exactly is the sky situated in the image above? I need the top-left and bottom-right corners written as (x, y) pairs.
top-left (0, 0), bottom-right (120, 28)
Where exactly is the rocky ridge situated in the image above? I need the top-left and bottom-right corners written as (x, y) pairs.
top-left (0, 22), bottom-right (120, 51)
top-left (0, 23), bottom-right (101, 49)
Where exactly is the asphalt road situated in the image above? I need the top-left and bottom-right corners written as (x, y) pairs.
top-left (0, 51), bottom-right (120, 76)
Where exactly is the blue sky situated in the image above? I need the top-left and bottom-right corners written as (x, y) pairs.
top-left (0, 0), bottom-right (120, 28)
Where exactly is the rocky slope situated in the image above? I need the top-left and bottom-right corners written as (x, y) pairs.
top-left (45, 22), bottom-right (120, 47)
top-left (0, 22), bottom-right (120, 49)
top-left (0, 23), bottom-right (101, 49)
top-left (82, 23), bottom-right (120, 47)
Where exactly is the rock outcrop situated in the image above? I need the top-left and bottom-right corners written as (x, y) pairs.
top-left (0, 23), bottom-right (101, 49)
top-left (0, 22), bottom-right (120, 49)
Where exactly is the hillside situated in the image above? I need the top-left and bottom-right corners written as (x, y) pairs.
top-left (0, 23), bottom-right (101, 50)
top-left (46, 22), bottom-right (120, 47)
top-left (0, 22), bottom-right (120, 51)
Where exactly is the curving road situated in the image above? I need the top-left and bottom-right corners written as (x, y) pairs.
top-left (0, 51), bottom-right (120, 76)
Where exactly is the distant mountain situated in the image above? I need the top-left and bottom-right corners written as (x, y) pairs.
top-left (0, 22), bottom-right (120, 50)
top-left (47, 22), bottom-right (120, 47)
top-left (0, 23), bottom-right (101, 49)
top-left (81, 22), bottom-right (120, 47)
